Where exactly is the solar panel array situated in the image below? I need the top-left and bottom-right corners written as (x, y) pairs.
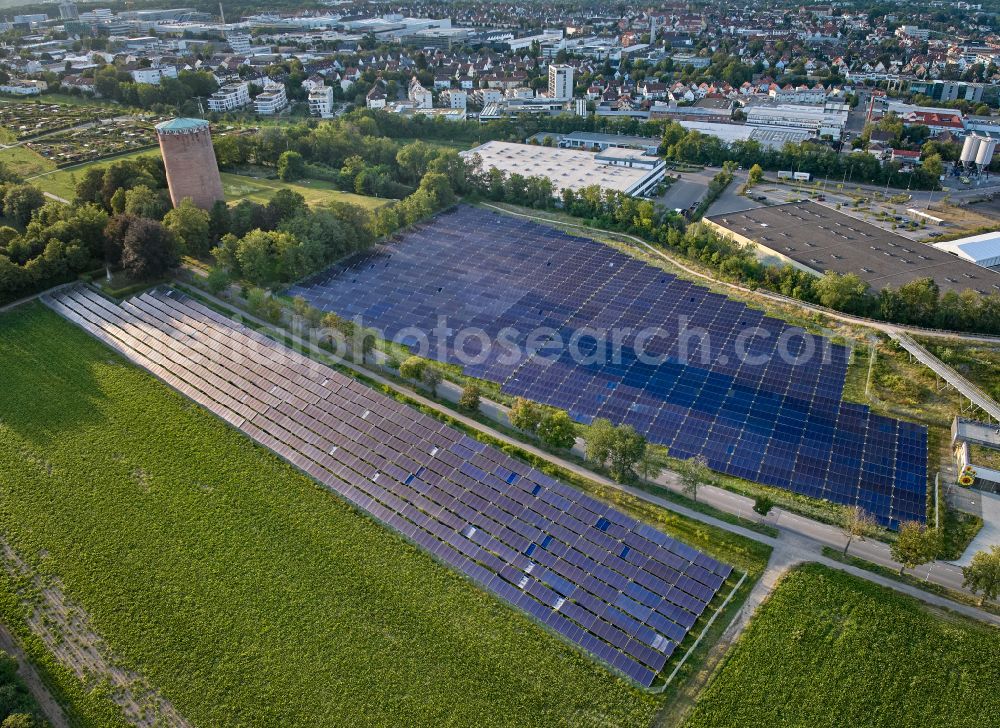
top-left (45, 286), bottom-right (734, 688)
top-left (289, 206), bottom-right (928, 528)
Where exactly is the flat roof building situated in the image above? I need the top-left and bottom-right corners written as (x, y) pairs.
top-left (550, 131), bottom-right (661, 155)
top-left (705, 202), bottom-right (1000, 295)
top-left (461, 140), bottom-right (665, 197)
top-left (308, 85), bottom-right (334, 118)
top-left (207, 81), bottom-right (250, 112)
top-left (745, 103), bottom-right (848, 141)
top-left (254, 82), bottom-right (287, 115)
top-left (548, 64), bottom-right (574, 101)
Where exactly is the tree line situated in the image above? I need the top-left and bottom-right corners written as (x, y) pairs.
top-left (5, 112), bottom-right (1000, 335)
top-left (360, 109), bottom-right (943, 191)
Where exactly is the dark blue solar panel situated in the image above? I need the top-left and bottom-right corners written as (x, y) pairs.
top-left (50, 286), bottom-right (745, 691)
top-left (290, 206), bottom-right (928, 528)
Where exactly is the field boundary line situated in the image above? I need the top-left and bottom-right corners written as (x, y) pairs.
top-left (656, 570), bottom-right (748, 692)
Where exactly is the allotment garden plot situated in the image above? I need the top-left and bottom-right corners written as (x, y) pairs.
top-left (25, 117), bottom-right (164, 166)
top-left (0, 102), bottom-right (99, 139)
top-left (289, 206), bottom-right (928, 528)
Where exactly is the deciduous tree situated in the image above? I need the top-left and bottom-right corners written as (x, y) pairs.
top-left (459, 383), bottom-right (481, 412)
top-left (509, 397), bottom-right (543, 434)
top-left (962, 545), bottom-right (1000, 606)
top-left (278, 150), bottom-right (306, 181)
top-left (679, 455), bottom-right (711, 502)
top-left (399, 356), bottom-right (427, 381)
top-left (606, 425), bottom-right (646, 482)
top-left (121, 218), bottom-right (176, 280)
top-left (2, 184), bottom-right (44, 226)
top-left (420, 365), bottom-right (442, 396)
top-left (163, 198), bottom-right (211, 257)
top-left (841, 505), bottom-right (877, 557)
top-left (890, 521), bottom-right (939, 575)
top-left (585, 418), bottom-right (616, 466)
top-left (537, 410), bottom-right (576, 450)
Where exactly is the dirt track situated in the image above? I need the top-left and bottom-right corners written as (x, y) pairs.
top-left (0, 622), bottom-right (70, 728)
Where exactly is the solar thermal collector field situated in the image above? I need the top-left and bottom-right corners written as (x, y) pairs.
top-left (290, 206), bottom-right (928, 528)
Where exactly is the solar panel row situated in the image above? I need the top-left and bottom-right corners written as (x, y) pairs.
top-left (45, 286), bottom-right (733, 688)
top-left (289, 206), bottom-right (928, 528)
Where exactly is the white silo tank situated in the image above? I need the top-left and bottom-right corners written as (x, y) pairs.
top-left (961, 134), bottom-right (982, 163)
top-left (975, 137), bottom-right (998, 167)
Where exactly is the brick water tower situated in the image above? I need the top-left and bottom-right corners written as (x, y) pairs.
top-left (155, 118), bottom-right (225, 210)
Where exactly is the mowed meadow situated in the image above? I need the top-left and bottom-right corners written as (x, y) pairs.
top-left (684, 563), bottom-right (1000, 728)
top-left (0, 303), bottom-right (659, 727)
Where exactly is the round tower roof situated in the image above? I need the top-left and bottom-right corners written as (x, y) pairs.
top-left (155, 118), bottom-right (210, 133)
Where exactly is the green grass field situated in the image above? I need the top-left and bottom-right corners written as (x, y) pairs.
top-left (221, 172), bottom-right (389, 210)
top-left (0, 303), bottom-right (668, 727)
top-left (684, 563), bottom-right (1000, 728)
top-left (0, 145), bottom-right (54, 178)
top-left (25, 148), bottom-right (158, 201)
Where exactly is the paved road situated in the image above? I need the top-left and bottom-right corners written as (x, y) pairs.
top-left (657, 170), bottom-right (711, 211)
top-left (832, 176), bottom-right (1000, 207)
top-left (955, 490), bottom-right (1000, 567)
top-left (187, 283), bottom-right (1000, 625)
top-left (705, 170), bottom-right (762, 216)
top-left (41, 191), bottom-right (69, 204)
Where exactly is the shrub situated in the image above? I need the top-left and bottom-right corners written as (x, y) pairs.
top-left (753, 495), bottom-right (774, 517)
top-left (399, 356), bottom-right (427, 381)
top-left (205, 266), bottom-right (230, 294)
top-left (459, 383), bottom-right (481, 412)
top-left (245, 287), bottom-right (282, 324)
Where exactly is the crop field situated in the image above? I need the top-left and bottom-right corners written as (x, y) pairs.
top-left (221, 172), bottom-right (390, 210)
top-left (683, 563), bottom-right (1000, 728)
top-left (0, 303), bottom-right (687, 726)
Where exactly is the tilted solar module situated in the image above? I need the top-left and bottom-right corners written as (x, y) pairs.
top-left (44, 286), bottom-right (734, 688)
top-left (289, 206), bottom-right (927, 527)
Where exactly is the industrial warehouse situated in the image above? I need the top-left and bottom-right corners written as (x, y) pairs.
top-left (704, 202), bottom-right (1000, 295)
top-left (461, 140), bottom-right (667, 196)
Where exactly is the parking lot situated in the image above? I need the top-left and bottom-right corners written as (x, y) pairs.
top-left (654, 166), bottom-right (725, 213)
